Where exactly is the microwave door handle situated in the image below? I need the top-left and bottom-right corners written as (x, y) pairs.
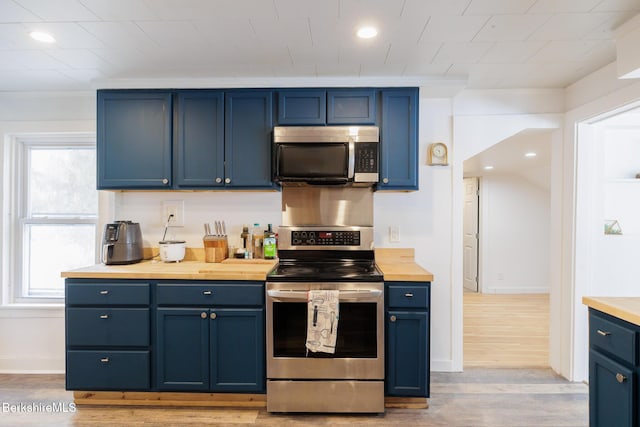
top-left (347, 139), bottom-right (355, 179)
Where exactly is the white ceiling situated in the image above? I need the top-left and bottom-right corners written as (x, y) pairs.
top-left (1, 0), bottom-right (639, 92)
top-left (463, 129), bottom-right (553, 190)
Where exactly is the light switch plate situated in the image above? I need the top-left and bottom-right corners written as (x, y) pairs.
top-left (389, 226), bottom-right (400, 242)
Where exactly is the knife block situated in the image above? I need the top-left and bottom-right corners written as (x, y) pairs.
top-left (203, 236), bottom-right (228, 263)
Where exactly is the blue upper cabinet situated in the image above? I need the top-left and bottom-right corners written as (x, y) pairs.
top-left (224, 90), bottom-right (275, 189)
top-left (97, 90), bottom-right (173, 189)
top-left (379, 88), bottom-right (419, 191)
top-left (174, 90), bottom-right (225, 188)
top-left (327, 89), bottom-right (376, 124)
top-left (277, 89), bottom-right (326, 125)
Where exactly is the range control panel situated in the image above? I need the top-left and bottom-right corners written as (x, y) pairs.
top-left (291, 230), bottom-right (361, 246)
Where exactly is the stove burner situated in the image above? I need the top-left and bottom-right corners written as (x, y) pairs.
top-left (267, 258), bottom-right (383, 282)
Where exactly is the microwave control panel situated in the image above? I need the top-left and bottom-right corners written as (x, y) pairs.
top-left (291, 230), bottom-right (360, 246)
top-left (354, 142), bottom-right (378, 173)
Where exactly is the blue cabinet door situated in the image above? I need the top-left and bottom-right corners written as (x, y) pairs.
top-left (174, 90), bottom-right (225, 188)
top-left (327, 89), bottom-right (376, 124)
top-left (379, 88), bottom-right (418, 190)
top-left (224, 91), bottom-right (275, 188)
top-left (156, 308), bottom-right (210, 391)
top-left (386, 310), bottom-right (429, 397)
top-left (277, 89), bottom-right (327, 125)
top-left (589, 349), bottom-right (635, 427)
top-left (210, 308), bottom-right (265, 392)
top-left (97, 90), bottom-right (172, 189)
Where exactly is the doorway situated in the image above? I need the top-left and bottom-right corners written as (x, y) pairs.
top-left (462, 130), bottom-right (552, 368)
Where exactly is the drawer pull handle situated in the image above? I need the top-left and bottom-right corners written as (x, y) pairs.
top-left (210, 312), bottom-right (217, 320)
top-left (390, 315), bottom-right (397, 322)
top-left (405, 293), bottom-right (414, 298)
top-left (99, 314), bottom-right (109, 319)
top-left (100, 357), bottom-right (109, 363)
top-left (200, 312), bottom-right (207, 319)
top-left (203, 291), bottom-right (213, 295)
top-left (616, 373), bottom-right (627, 383)
top-left (99, 290), bottom-right (109, 295)
top-left (597, 330), bottom-right (611, 336)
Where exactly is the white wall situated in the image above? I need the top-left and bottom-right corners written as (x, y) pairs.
top-left (0, 92), bottom-right (96, 372)
top-left (479, 174), bottom-right (550, 294)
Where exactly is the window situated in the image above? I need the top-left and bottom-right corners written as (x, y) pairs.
top-left (11, 134), bottom-right (97, 302)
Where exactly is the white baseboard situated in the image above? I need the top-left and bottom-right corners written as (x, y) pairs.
top-left (431, 359), bottom-right (459, 372)
top-left (483, 286), bottom-right (549, 294)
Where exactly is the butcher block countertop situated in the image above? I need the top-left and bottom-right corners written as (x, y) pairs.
top-left (583, 296), bottom-right (640, 327)
top-left (61, 247), bottom-right (433, 282)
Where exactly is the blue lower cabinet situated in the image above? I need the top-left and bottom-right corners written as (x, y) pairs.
top-left (589, 350), bottom-right (635, 427)
top-left (156, 308), bottom-right (210, 391)
top-left (385, 281), bottom-right (430, 397)
top-left (156, 307), bottom-right (265, 392)
top-left (386, 311), bottom-right (429, 396)
top-left (210, 308), bottom-right (265, 392)
top-left (66, 350), bottom-right (150, 390)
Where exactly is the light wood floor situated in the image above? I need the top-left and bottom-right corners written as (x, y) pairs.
top-left (0, 369), bottom-right (587, 426)
top-left (464, 292), bottom-right (550, 368)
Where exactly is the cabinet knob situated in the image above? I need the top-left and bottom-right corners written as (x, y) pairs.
top-left (100, 357), bottom-right (109, 363)
top-left (383, 178), bottom-right (389, 184)
top-left (597, 330), bottom-right (611, 336)
top-left (210, 312), bottom-right (217, 320)
top-left (215, 177), bottom-right (222, 183)
top-left (616, 373), bottom-right (627, 383)
top-left (200, 312), bottom-right (207, 319)
top-left (225, 178), bottom-right (231, 184)
top-left (99, 314), bottom-right (109, 319)
top-left (390, 315), bottom-right (397, 322)
top-left (203, 290), bottom-right (212, 295)
top-left (162, 178), bottom-right (169, 185)
top-left (405, 293), bottom-right (414, 298)
top-left (99, 290), bottom-right (109, 295)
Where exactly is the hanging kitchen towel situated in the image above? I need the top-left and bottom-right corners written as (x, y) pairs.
top-left (306, 290), bottom-right (339, 354)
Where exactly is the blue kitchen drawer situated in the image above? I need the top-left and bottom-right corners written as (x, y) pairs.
top-left (66, 282), bottom-right (150, 306)
top-left (66, 350), bottom-right (150, 390)
top-left (387, 284), bottom-right (430, 309)
top-left (66, 308), bottom-right (149, 347)
top-left (590, 310), bottom-right (636, 365)
top-left (156, 282), bottom-right (264, 306)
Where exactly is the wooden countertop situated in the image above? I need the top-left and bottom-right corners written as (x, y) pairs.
top-left (62, 248), bottom-right (433, 282)
top-left (583, 297), bottom-right (640, 327)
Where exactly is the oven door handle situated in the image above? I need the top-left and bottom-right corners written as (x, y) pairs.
top-left (267, 289), bottom-right (383, 301)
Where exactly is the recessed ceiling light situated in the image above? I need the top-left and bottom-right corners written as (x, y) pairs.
top-left (356, 26), bottom-right (378, 39)
top-left (484, 166), bottom-right (494, 170)
top-left (525, 152), bottom-right (537, 158)
top-left (29, 31), bottom-right (56, 43)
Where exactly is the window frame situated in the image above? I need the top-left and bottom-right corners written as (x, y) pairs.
top-left (9, 133), bottom-right (98, 304)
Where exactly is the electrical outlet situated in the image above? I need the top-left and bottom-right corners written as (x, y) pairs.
top-left (162, 200), bottom-right (184, 227)
top-left (389, 226), bottom-right (400, 242)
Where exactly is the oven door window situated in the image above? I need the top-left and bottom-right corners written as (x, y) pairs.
top-left (272, 301), bottom-right (377, 358)
top-left (276, 143), bottom-right (348, 180)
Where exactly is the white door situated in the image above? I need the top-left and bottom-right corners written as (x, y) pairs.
top-left (463, 177), bottom-right (479, 292)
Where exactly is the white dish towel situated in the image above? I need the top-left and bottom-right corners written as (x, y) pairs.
top-left (306, 290), bottom-right (339, 354)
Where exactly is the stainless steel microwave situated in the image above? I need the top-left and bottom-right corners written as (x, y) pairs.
top-left (273, 126), bottom-right (379, 184)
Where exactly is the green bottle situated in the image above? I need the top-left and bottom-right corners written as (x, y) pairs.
top-left (263, 224), bottom-right (277, 259)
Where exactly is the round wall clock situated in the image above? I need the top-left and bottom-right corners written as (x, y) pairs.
top-left (428, 142), bottom-right (448, 166)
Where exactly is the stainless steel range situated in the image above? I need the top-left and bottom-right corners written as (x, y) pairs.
top-left (266, 185), bottom-right (384, 413)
